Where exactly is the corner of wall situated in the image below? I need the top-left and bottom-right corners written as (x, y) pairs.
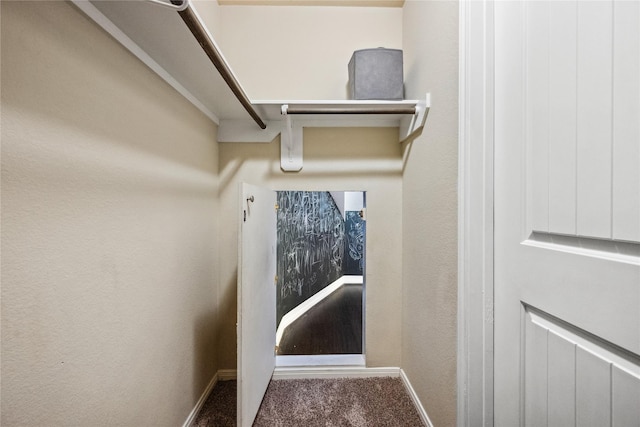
top-left (400, 1), bottom-right (459, 426)
top-left (1, 2), bottom-right (222, 424)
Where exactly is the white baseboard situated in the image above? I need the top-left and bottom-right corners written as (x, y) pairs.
top-left (276, 275), bottom-right (363, 346)
top-left (272, 366), bottom-right (401, 380)
top-left (182, 369), bottom-right (238, 427)
top-left (217, 369), bottom-right (237, 380)
top-left (182, 372), bottom-right (218, 427)
top-left (276, 354), bottom-right (365, 367)
top-left (400, 369), bottom-right (434, 427)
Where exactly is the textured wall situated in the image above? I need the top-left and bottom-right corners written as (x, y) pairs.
top-left (1, 2), bottom-right (220, 425)
top-left (217, 128), bottom-right (403, 368)
top-left (207, 0), bottom-right (402, 372)
top-left (214, 5), bottom-right (402, 100)
top-left (401, 1), bottom-right (459, 426)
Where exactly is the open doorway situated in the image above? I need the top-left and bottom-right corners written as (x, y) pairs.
top-left (274, 191), bottom-right (366, 366)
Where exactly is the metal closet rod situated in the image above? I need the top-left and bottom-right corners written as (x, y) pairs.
top-left (285, 106), bottom-right (417, 115)
top-left (169, 0), bottom-right (267, 129)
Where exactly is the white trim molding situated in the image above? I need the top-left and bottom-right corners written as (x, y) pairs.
top-left (182, 372), bottom-right (218, 427)
top-left (276, 354), bottom-right (365, 367)
top-left (400, 369), bottom-right (435, 427)
top-left (217, 369), bottom-right (238, 380)
top-left (182, 369), bottom-right (237, 427)
top-left (457, 0), bottom-right (495, 426)
top-left (272, 366), bottom-right (400, 380)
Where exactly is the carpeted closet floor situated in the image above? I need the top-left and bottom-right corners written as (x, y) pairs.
top-left (193, 377), bottom-right (424, 426)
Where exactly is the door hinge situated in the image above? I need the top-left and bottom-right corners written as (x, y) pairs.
top-left (275, 345), bottom-right (279, 354)
top-left (275, 203), bottom-right (279, 211)
top-left (274, 275), bottom-right (278, 284)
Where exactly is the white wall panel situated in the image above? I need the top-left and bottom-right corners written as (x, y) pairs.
top-left (527, 1), bottom-right (550, 233)
top-left (548, 1), bottom-right (577, 236)
top-left (498, 0), bottom-right (639, 422)
top-left (576, 348), bottom-right (611, 427)
top-left (612, 365), bottom-right (640, 427)
top-left (576, 1), bottom-right (613, 239)
top-left (612, 1), bottom-right (640, 243)
top-left (523, 0), bottom-right (639, 243)
top-left (547, 331), bottom-right (576, 427)
top-left (526, 307), bottom-right (640, 427)
top-left (524, 318), bottom-right (548, 426)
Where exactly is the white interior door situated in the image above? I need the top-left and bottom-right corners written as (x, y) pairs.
top-left (494, 1), bottom-right (640, 425)
top-left (237, 183), bottom-right (276, 427)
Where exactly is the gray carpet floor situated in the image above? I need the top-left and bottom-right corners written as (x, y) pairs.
top-left (194, 377), bottom-right (425, 426)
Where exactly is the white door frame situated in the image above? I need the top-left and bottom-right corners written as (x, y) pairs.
top-left (274, 190), bottom-right (367, 367)
top-left (457, 1), bottom-right (495, 426)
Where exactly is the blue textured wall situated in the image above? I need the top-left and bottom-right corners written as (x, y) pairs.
top-left (344, 211), bottom-right (366, 275)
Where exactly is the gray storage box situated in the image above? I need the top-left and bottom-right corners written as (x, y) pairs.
top-left (348, 48), bottom-right (403, 100)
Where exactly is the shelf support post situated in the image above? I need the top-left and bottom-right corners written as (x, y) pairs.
top-left (280, 105), bottom-right (303, 172)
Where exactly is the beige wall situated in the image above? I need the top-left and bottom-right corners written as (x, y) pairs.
top-left (401, 1), bottom-right (459, 426)
top-left (217, 128), bottom-right (403, 368)
top-left (215, 5), bottom-right (403, 100)
top-left (1, 0), bottom-right (459, 424)
top-left (1, 2), bottom-right (220, 426)
top-left (211, 2), bottom-right (405, 370)
top-left (192, 0), bottom-right (224, 40)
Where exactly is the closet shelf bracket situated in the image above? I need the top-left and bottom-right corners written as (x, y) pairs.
top-left (399, 93), bottom-right (431, 143)
top-left (217, 93), bottom-right (431, 172)
top-left (280, 105), bottom-right (304, 172)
